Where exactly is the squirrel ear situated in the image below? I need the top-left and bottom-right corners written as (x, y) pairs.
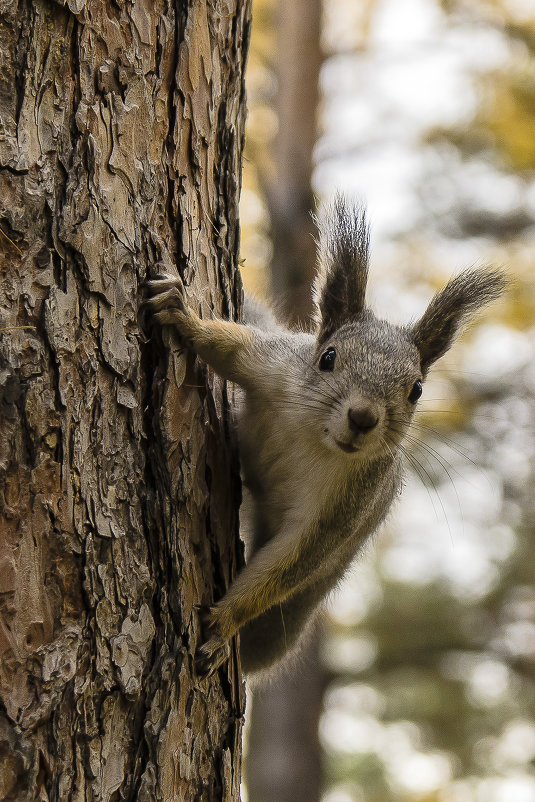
top-left (313, 195), bottom-right (370, 341)
top-left (412, 267), bottom-right (508, 373)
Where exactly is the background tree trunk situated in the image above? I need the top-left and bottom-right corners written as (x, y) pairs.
top-left (245, 1), bottom-right (325, 800)
top-left (266, 0), bottom-right (322, 324)
top-left (0, 1), bottom-right (250, 799)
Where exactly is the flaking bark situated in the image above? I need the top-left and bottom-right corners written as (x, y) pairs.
top-left (0, 1), bottom-right (250, 799)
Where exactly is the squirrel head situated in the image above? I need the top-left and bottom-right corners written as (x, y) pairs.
top-left (309, 196), bottom-right (508, 460)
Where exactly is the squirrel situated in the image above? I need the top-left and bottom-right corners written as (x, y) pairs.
top-left (144, 196), bottom-right (507, 680)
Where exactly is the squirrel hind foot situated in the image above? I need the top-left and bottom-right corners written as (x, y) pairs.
top-left (195, 635), bottom-right (230, 680)
top-left (194, 604), bottom-right (231, 679)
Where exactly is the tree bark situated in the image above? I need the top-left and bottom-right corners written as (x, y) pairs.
top-left (0, 1), bottom-right (250, 800)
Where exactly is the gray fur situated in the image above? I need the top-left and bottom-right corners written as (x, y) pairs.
top-left (144, 197), bottom-right (508, 681)
top-left (412, 267), bottom-right (509, 373)
top-left (314, 195), bottom-right (370, 341)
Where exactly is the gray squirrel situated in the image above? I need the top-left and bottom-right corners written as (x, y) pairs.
top-left (144, 196), bottom-right (507, 680)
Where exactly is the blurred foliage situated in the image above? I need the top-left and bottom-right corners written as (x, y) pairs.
top-left (486, 65), bottom-right (535, 171)
top-left (429, 7), bottom-right (535, 172)
top-left (241, 0), bottom-right (535, 800)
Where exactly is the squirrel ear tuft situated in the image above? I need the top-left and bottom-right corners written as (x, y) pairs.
top-left (412, 267), bottom-right (509, 373)
top-left (313, 195), bottom-right (370, 341)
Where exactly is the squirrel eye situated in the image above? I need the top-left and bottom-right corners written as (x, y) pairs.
top-left (319, 347), bottom-right (336, 371)
top-left (408, 380), bottom-right (423, 404)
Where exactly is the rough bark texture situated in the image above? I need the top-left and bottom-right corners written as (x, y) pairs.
top-left (0, 1), bottom-right (250, 800)
top-left (246, 0), bottom-right (324, 799)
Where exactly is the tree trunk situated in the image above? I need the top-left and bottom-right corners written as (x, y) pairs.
top-left (0, 1), bottom-right (250, 800)
top-left (246, 635), bottom-right (324, 802)
top-left (267, 0), bottom-right (322, 324)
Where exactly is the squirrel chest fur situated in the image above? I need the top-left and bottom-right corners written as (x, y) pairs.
top-left (144, 196), bottom-right (507, 680)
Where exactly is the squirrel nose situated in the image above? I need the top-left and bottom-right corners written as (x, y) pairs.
top-left (348, 407), bottom-right (379, 434)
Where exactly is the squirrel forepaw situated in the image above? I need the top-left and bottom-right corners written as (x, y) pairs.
top-left (142, 272), bottom-right (189, 325)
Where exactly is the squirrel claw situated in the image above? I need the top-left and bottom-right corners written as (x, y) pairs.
top-left (144, 272), bottom-right (184, 294)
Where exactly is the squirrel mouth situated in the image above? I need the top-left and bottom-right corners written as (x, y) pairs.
top-left (335, 439), bottom-right (359, 454)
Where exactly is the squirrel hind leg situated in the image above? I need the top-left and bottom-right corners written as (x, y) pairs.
top-left (239, 590), bottom-right (321, 677)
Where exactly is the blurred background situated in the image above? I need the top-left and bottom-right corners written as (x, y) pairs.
top-left (238, 1), bottom-right (535, 801)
